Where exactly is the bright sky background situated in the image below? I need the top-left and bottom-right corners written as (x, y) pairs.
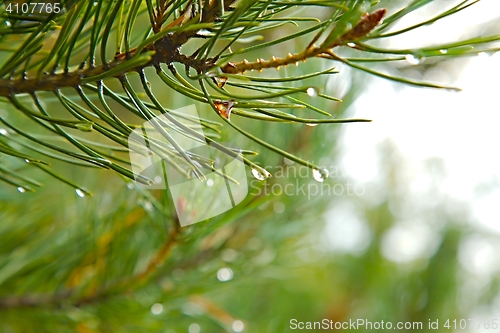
top-left (323, 0), bottom-right (500, 266)
top-left (321, 1), bottom-right (500, 321)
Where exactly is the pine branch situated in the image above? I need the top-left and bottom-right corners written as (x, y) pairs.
top-left (0, 0), bottom-right (497, 191)
top-left (220, 8), bottom-right (386, 74)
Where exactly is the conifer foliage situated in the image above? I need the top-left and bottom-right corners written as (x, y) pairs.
top-left (1, 0), bottom-right (496, 189)
top-left (0, 0), bottom-right (498, 332)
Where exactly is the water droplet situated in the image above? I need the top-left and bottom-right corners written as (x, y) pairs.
top-left (312, 167), bottom-right (329, 183)
top-left (154, 175), bottom-right (162, 184)
top-left (75, 189), bottom-right (86, 198)
top-left (347, 42), bottom-right (356, 48)
top-left (0, 128), bottom-right (8, 136)
top-left (217, 267), bottom-right (234, 282)
top-left (143, 200), bottom-right (154, 211)
top-left (405, 54), bottom-right (420, 65)
top-left (4, 20), bottom-right (11, 28)
top-left (221, 248), bottom-right (238, 262)
top-left (188, 323), bottom-right (201, 333)
top-left (283, 157), bottom-right (294, 166)
top-left (251, 168), bottom-right (270, 181)
top-left (273, 202), bottom-right (285, 214)
top-left (439, 49), bottom-right (448, 54)
top-left (232, 320), bottom-right (245, 332)
top-left (24, 159), bottom-right (32, 164)
top-left (150, 303), bottom-right (163, 315)
top-left (197, 29), bottom-right (211, 36)
top-left (306, 123), bottom-right (318, 127)
top-left (306, 87), bottom-right (317, 97)
top-left (17, 187), bottom-right (26, 193)
top-left (206, 179), bottom-right (214, 187)
top-left (213, 157), bottom-right (222, 169)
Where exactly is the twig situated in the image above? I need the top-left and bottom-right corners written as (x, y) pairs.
top-left (0, 0), bottom-right (236, 97)
top-left (220, 9), bottom-right (386, 74)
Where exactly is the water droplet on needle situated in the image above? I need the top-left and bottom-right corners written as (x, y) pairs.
top-left (251, 168), bottom-right (270, 180)
top-left (313, 167), bottom-right (329, 182)
top-left (405, 54), bottom-right (420, 65)
top-left (306, 87), bottom-right (317, 97)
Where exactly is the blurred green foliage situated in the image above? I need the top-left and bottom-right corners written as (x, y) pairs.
top-left (1, 1), bottom-right (500, 332)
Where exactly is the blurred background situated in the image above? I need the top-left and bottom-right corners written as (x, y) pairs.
top-left (1, 0), bottom-right (500, 332)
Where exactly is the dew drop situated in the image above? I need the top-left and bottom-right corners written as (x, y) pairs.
top-left (150, 303), bottom-right (163, 315)
top-left (206, 179), bottom-right (214, 187)
top-left (75, 189), bottom-right (86, 198)
top-left (4, 20), bottom-right (11, 28)
top-left (439, 49), bottom-right (448, 54)
top-left (213, 157), bottom-right (222, 169)
top-left (232, 320), bottom-right (245, 333)
top-left (306, 123), bottom-right (318, 127)
top-left (143, 200), bottom-right (154, 211)
top-left (0, 128), bottom-right (8, 136)
top-left (273, 202), bottom-right (285, 214)
top-left (24, 159), bottom-right (32, 164)
top-left (306, 87), bottom-right (317, 97)
top-left (347, 42), bottom-right (356, 48)
top-left (197, 29), bottom-right (211, 36)
top-left (188, 323), bottom-right (201, 333)
top-left (217, 267), bottom-right (234, 282)
top-left (251, 168), bottom-right (270, 181)
top-left (312, 167), bottom-right (329, 183)
top-left (17, 187), bottom-right (26, 193)
top-left (405, 54), bottom-right (420, 65)
top-left (221, 248), bottom-right (238, 262)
